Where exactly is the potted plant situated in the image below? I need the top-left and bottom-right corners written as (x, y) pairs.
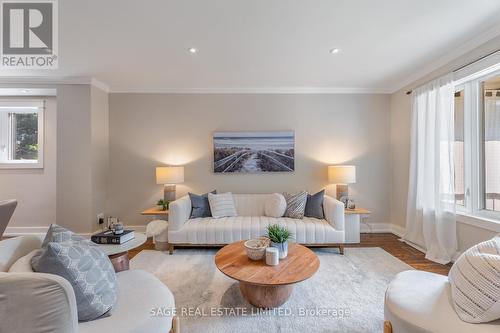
top-left (157, 199), bottom-right (168, 211)
top-left (267, 224), bottom-right (292, 259)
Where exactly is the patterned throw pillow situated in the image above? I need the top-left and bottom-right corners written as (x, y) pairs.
top-left (32, 225), bottom-right (117, 322)
top-left (42, 223), bottom-right (86, 247)
top-left (283, 191), bottom-right (308, 219)
top-left (448, 235), bottom-right (500, 323)
top-left (208, 192), bottom-right (237, 218)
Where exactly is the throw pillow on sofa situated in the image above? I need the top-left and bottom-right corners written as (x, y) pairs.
top-left (304, 190), bottom-right (325, 219)
top-left (32, 224), bottom-right (117, 322)
top-left (283, 191), bottom-right (308, 219)
top-left (208, 192), bottom-right (237, 218)
top-left (448, 235), bottom-right (500, 323)
top-left (189, 190), bottom-right (217, 218)
top-left (265, 193), bottom-right (287, 217)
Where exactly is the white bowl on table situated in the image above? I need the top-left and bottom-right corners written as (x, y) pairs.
top-left (244, 238), bottom-right (270, 260)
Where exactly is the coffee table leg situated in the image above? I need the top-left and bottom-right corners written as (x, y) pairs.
top-left (239, 282), bottom-right (293, 308)
top-left (108, 251), bottom-right (129, 272)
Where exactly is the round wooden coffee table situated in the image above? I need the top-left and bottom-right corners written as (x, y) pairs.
top-left (215, 241), bottom-right (320, 308)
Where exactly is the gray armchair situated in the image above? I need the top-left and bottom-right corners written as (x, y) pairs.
top-left (0, 199), bottom-right (17, 237)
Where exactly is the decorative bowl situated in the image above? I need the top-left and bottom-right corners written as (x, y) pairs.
top-left (244, 237), bottom-right (270, 260)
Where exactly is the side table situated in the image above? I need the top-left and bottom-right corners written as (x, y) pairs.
top-left (345, 208), bottom-right (371, 243)
top-left (98, 233), bottom-right (147, 272)
top-left (141, 208), bottom-right (169, 251)
top-left (141, 207), bottom-right (168, 220)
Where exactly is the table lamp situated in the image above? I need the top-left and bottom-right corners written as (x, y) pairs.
top-left (328, 165), bottom-right (356, 204)
top-left (156, 166), bottom-right (184, 203)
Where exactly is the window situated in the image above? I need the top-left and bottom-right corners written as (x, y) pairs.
top-left (482, 77), bottom-right (500, 212)
top-left (0, 101), bottom-right (44, 168)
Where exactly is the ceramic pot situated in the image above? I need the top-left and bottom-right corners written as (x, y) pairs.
top-left (271, 241), bottom-right (288, 259)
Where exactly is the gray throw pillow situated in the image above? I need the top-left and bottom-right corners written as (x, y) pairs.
top-left (32, 225), bottom-right (117, 322)
top-left (283, 191), bottom-right (308, 219)
top-left (42, 224), bottom-right (86, 247)
top-left (305, 190), bottom-right (325, 219)
top-left (189, 190), bottom-right (216, 218)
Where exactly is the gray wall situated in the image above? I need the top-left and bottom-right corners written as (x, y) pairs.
top-left (1, 84), bottom-right (109, 235)
top-left (91, 85), bottom-right (109, 232)
top-left (0, 97), bottom-right (57, 232)
top-left (107, 93), bottom-right (392, 228)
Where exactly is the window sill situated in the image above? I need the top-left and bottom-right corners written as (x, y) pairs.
top-left (456, 212), bottom-right (500, 233)
top-left (0, 161), bottom-right (43, 169)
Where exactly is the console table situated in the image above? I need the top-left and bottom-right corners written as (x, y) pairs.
top-left (345, 208), bottom-right (371, 243)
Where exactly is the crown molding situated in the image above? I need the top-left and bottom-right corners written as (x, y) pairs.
top-left (110, 86), bottom-right (391, 94)
top-left (388, 21), bottom-right (500, 93)
top-left (90, 78), bottom-right (110, 92)
top-left (0, 76), bottom-right (110, 92)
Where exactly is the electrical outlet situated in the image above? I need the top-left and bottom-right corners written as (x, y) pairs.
top-left (97, 213), bottom-right (105, 227)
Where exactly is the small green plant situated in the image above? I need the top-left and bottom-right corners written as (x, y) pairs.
top-left (266, 224), bottom-right (291, 243)
top-left (157, 199), bottom-right (169, 211)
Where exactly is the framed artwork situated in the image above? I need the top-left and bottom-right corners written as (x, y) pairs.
top-left (213, 131), bottom-right (295, 173)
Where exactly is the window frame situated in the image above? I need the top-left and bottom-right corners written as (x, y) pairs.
top-left (455, 68), bottom-right (500, 222)
top-left (0, 100), bottom-right (44, 169)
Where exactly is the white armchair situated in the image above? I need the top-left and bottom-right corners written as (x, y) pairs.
top-left (384, 270), bottom-right (500, 333)
top-left (0, 236), bottom-right (180, 333)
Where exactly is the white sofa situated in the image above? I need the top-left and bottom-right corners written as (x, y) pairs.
top-left (0, 236), bottom-right (179, 333)
top-left (384, 270), bottom-right (500, 333)
top-left (167, 193), bottom-right (345, 254)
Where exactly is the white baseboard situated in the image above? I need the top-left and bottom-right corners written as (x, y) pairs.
top-left (4, 226), bottom-right (49, 237)
top-left (360, 222), bottom-right (405, 237)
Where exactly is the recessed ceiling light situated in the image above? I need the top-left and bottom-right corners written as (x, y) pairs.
top-left (329, 48), bottom-right (340, 54)
top-left (188, 47), bottom-right (198, 54)
top-left (21, 89), bottom-right (29, 93)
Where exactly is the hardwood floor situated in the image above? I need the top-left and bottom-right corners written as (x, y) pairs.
top-left (129, 233), bottom-right (451, 275)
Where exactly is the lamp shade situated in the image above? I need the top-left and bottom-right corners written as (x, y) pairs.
top-left (328, 165), bottom-right (356, 184)
top-left (156, 166), bottom-right (184, 184)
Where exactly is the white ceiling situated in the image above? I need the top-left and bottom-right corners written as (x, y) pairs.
top-left (2, 0), bottom-right (500, 93)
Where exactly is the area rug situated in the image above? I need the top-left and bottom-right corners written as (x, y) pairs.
top-left (130, 247), bottom-right (412, 333)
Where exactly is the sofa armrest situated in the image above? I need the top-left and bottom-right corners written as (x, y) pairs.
top-left (323, 195), bottom-right (345, 231)
top-left (0, 272), bottom-right (78, 333)
top-left (168, 195), bottom-right (192, 231)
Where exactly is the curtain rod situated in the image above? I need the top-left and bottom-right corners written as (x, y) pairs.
top-left (406, 47), bottom-right (500, 95)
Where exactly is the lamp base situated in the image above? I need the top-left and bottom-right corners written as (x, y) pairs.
top-left (336, 184), bottom-right (348, 201)
top-left (164, 184), bottom-right (176, 203)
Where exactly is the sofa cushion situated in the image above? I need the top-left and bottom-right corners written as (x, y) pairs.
top-left (189, 190), bottom-right (216, 218)
top-left (305, 190), bottom-right (325, 219)
top-left (32, 226), bottom-right (117, 322)
top-left (79, 270), bottom-right (175, 333)
top-left (264, 193), bottom-right (286, 218)
top-left (208, 192), bottom-right (237, 218)
top-left (284, 191), bottom-right (307, 219)
top-left (385, 270), bottom-right (500, 333)
top-left (448, 236), bottom-right (500, 323)
top-left (8, 249), bottom-right (39, 272)
top-left (168, 216), bottom-right (344, 244)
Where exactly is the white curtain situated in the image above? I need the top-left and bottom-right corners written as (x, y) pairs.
top-left (404, 73), bottom-right (458, 264)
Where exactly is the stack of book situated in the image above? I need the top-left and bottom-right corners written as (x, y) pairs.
top-left (91, 230), bottom-right (135, 244)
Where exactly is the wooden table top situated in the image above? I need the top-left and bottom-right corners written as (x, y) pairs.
top-left (215, 241), bottom-right (320, 286)
top-left (141, 207), bottom-right (168, 216)
top-left (345, 207), bottom-right (371, 215)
